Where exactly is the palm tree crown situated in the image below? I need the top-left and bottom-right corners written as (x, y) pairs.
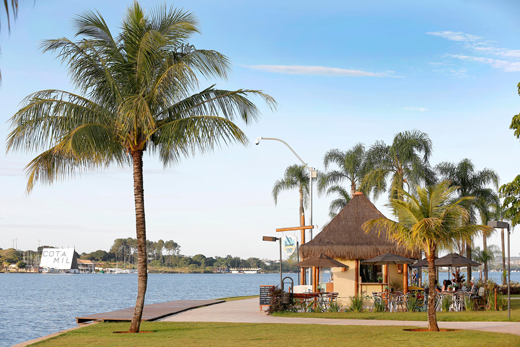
top-left (363, 181), bottom-right (492, 331)
top-left (6, 3), bottom-right (275, 332)
top-left (272, 164), bottom-right (309, 216)
top-left (362, 129), bottom-right (434, 201)
top-left (436, 159), bottom-right (499, 279)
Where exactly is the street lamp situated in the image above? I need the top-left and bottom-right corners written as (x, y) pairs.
top-left (263, 236), bottom-right (282, 287)
top-left (488, 220), bottom-right (511, 319)
top-left (256, 137), bottom-right (317, 239)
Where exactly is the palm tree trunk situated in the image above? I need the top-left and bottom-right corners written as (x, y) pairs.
top-left (299, 191), bottom-right (306, 285)
top-left (466, 241), bottom-right (472, 282)
top-left (501, 228), bottom-right (506, 285)
top-left (427, 249), bottom-right (439, 331)
top-left (483, 235), bottom-right (488, 282)
top-left (129, 150), bottom-right (148, 333)
top-left (350, 181), bottom-right (356, 197)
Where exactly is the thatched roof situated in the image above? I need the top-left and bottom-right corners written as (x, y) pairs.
top-left (300, 192), bottom-right (417, 260)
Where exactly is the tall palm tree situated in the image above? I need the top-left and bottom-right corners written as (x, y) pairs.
top-left (473, 245), bottom-right (500, 281)
top-left (362, 130), bottom-right (435, 202)
top-left (319, 143), bottom-right (371, 197)
top-left (323, 185), bottom-right (350, 219)
top-left (272, 164), bottom-right (309, 283)
top-left (499, 175), bottom-right (520, 285)
top-left (363, 181), bottom-right (491, 331)
top-left (6, 3), bottom-right (275, 332)
top-left (272, 164), bottom-right (309, 222)
top-left (436, 159), bottom-right (499, 280)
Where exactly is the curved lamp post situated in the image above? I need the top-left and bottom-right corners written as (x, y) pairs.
top-left (256, 137), bottom-right (317, 238)
top-left (488, 220), bottom-right (511, 319)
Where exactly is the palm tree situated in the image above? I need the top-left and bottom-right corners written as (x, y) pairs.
top-left (436, 159), bottom-right (499, 280)
top-left (319, 143), bottom-right (371, 197)
top-left (272, 164), bottom-right (309, 283)
top-left (272, 164), bottom-right (309, 223)
top-left (6, 3), bottom-right (275, 332)
top-left (362, 130), bottom-right (435, 202)
top-left (324, 185), bottom-right (351, 219)
top-left (473, 245), bottom-right (500, 281)
top-left (363, 181), bottom-right (491, 331)
top-left (499, 175), bottom-right (520, 285)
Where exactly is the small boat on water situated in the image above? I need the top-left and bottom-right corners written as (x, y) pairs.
top-left (229, 268), bottom-right (261, 274)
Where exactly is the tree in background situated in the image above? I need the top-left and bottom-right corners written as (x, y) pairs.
top-left (473, 245), bottom-right (500, 281)
top-left (499, 175), bottom-right (520, 285)
top-left (6, 3), bottom-right (275, 333)
top-left (436, 158), bottom-right (499, 279)
top-left (362, 130), bottom-right (434, 202)
top-left (318, 143), bottom-right (371, 217)
top-left (363, 181), bottom-right (491, 331)
top-left (272, 164), bottom-right (309, 229)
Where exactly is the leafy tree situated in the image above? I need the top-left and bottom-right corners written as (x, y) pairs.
top-left (192, 254), bottom-right (207, 267)
top-left (6, 3), bottom-right (274, 333)
top-left (436, 158), bottom-right (499, 279)
top-left (362, 130), bottom-right (434, 201)
top-left (16, 260), bottom-right (26, 269)
top-left (500, 175), bottom-right (520, 226)
top-left (363, 181), bottom-right (491, 331)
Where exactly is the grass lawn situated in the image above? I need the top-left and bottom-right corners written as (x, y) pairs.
top-left (216, 295), bottom-right (258, 301)
top-left (30, 322), bottom-right (520, 347)
top-left (273, 297), bottom-right (520, 322)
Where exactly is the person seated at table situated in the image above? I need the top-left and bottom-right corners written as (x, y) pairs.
top-left (435, 280), bottom-right (442, 293)
top-left (441, 279), bottom-right (448, 291)
top-left (469, 277), bottom-right (478, 294)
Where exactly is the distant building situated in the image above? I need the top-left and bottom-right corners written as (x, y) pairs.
top-left (39, 248), bottom-right (78, 273)
top-left (77, 259), bottom-right (95, 273)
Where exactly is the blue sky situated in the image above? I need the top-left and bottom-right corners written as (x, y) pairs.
top-left (1, 0), bottom-right (519, 260)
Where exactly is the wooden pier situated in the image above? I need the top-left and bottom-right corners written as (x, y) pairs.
top-left (75, 299), bottom-right (224, 324)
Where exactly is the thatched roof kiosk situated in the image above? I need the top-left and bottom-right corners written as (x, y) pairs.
top-left (300, 192), bottom-right (417, 298)
top-left (300, 192), bottom-right (415, 260)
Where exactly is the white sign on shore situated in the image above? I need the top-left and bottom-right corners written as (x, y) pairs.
top-left (40, 248), bottom-right (76, 270)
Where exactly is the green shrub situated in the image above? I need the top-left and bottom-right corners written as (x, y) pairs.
top-left (373, 298), bottom-right (386, 312)
top-left (328, 301), bottom-right (342, 313)
top-left (497, 294), bottom-right (508, 311)
top-left (441, 295), bottom-right (452, 312)
top-left (405, 295), bottom-right (417, 312)
top-left (349, 295), bottom-right (365, 313)
top-left (464, 296), bottom-right (475, 311)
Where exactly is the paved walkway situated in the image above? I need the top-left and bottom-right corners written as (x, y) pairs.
top-left (161, 298), bottom-right (520, 336)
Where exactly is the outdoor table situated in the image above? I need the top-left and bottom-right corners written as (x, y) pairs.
top-left (292, 292), bottom-right (320, 312)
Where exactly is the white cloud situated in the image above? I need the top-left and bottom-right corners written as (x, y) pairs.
top-left (244, 65), bottom-right (394, 77)
top-left (401, 107), bottom-right (429, 112)
top-left (428, 31), bottom-right (520, 73)
top-left (448, 54), bottom-right (520, 72)
top-left (426, 31), bottom-right (482, 42)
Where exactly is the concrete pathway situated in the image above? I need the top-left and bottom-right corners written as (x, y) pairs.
top-left (161, 298), bottom-right (520, 336)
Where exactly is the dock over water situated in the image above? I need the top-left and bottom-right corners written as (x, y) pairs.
top-left (75, 299), bottom-right (224, 324)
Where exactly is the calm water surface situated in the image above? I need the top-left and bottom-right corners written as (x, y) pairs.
top-left (1, 273), bottom-right (298, 347)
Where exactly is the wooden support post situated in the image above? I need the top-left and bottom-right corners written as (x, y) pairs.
top-left (300, 213), bottom-right (306, 285)
top-left (403, 264), bottom-right (408, 294)
top-left (384, 264), bottom-right (388, 286)
top-left (312, 266), bottom-right (317, 292)
top-left (355, 260), bottom-right (359, 296)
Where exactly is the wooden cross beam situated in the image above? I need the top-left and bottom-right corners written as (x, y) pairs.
top-left (276, 225), bottom-right (314, 232)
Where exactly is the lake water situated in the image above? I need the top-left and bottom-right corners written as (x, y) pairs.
top-left (1, 273), bottom-right (298, 347)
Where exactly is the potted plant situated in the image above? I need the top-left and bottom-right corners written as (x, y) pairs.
top-left (448, 284), bottom-right (454, 291)
top-left (377, 276), bottom-right (383, 283)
